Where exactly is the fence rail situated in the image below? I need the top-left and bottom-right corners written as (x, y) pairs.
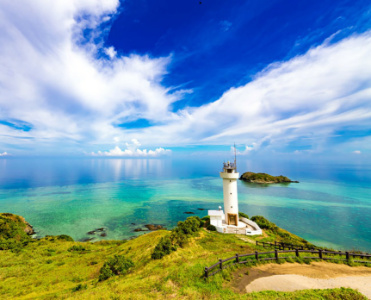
top-left (204, 247), bottom-right (371, 278)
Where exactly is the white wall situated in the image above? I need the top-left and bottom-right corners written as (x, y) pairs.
top-left (222, 178), bottom-right (239, 217)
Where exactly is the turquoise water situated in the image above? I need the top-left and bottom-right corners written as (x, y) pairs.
top-left (0, 158), bottom-right (370, 251)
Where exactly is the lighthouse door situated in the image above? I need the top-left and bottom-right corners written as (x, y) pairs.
top-left (227, 213), bottom-right (238, 226)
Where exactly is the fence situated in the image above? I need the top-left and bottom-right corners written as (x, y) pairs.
top-left (204, 248), bottom-right (371, 278)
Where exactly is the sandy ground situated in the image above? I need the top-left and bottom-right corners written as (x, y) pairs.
top-left (232, 262), bottom-right (371, 299)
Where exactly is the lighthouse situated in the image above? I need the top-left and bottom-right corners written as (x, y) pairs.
top-left (207, 145), bottom-right (262, 235)
top-left (220, 154), bottom-right (239, 226)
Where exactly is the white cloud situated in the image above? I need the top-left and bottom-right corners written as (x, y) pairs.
top-left (129, 31), bottom-right (371, 151)
top-left (233, 144), bottom-right (256, 155)
top-left (0, 0), bottom-right (370, 156)
top-left (0, 152), bottom-right (8, 157)
top-left (104, 46), bottom-right (117, 59)
top-left (0, 0), bottom-right (180, 151)
top-left (91, 139), bottom-right (171, 157)
top-left (353, 150), bottom-right (361, 154)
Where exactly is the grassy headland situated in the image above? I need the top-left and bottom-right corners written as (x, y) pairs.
top-left (0, 213), bottom-right (367, 299)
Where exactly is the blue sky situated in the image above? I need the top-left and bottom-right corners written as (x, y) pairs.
top-left (0, 0), bottom-right (371, 159)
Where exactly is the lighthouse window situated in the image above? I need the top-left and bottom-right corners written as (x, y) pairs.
top-left (230, 193), bottom-right (232, 195)
top-left (230, 180), bottom-right (231, 182)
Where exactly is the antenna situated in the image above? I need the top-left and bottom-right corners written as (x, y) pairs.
top-left (234, 143), bottom-right (237, 170)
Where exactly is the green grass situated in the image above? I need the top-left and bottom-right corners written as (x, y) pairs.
top-left (0, 214), bottom-right (369, 299)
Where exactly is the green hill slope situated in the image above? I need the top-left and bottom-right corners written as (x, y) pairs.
top-left (0, 214), bottom-right (366, 299)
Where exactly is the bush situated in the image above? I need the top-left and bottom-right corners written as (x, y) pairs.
top-left (151, 236), bottom-right (177, 259)
top-left (201, 216), bottom-right (210, 226)
top-left (206, 224), bottom-right (217, 231)
top-left (151, 216), bottom-right (202, 260)
top-left (72, 283), bottom-right (87, 292)
top-left (0, 214), bottom-right (31, 250)
top-left (57, 234), bottom-right (74, 242)
top-left (98, 255), bottom-right (134, 281)
top-left (68, 245), bottom-right (87, 252)
top-left (251, 215), bottom-right (278, 232)
top-left (239, 212), bottom-right (249, 219)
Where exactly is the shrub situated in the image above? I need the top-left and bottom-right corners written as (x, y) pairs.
top-left (151, 216), bottom-right (202, 260)
top-left (151, 236), bottom-right (177, 259)
top-left (0, 214), bottom-right (31, 250)
top-left (239, 212), bottom-right (249, 219)
top-left (72, 283), bottom-right (87, 292)
top-left (98, 255), bottom-right (134, 281)
top-left (68, 245), bottom-right (87, 252)
top-left (57, 234), bottom-right (74, 242)
top-left (206, 224), bottom-right (217, 231)
top-left (251, 215), bottom-right (278, 232)
top-left (201, 216), bottom-right (210, 226)
top-left (169, 230), bottom-right (188, 248)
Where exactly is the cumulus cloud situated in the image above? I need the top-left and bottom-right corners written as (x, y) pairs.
top-left (104, 46), bottom-right (117, 59)
top-left (0, 0), bottom-right (371, 156)
top-left (353, 150), bottom-right (361, 154)
top-left (0, 152), bottom-right (8, 157)
top-left (91, 139), bottom-right (171, 157)
top-left (0, 0), bottom-right (181, 152)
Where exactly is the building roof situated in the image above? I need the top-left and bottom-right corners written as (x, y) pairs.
top-left (208, 210), bottom-right (223, 216)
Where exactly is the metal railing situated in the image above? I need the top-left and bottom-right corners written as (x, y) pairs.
top-left (204, 248), bottom-right (371, 278)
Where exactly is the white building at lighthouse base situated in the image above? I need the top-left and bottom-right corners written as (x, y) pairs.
top-left (208, 210), bottom-right (262, 235)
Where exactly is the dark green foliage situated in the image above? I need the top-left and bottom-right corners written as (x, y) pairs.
top-left (0, 213), bottom-right (31, 250)
top-left (56, 234), bottom-right (74, 242)
top-left (251, 216), bottom-right (278, 231)
top-left (206, 224), bottom-right (217, 231)
top-left (240, 172), bottom-right (291, 183)
top-left (68, 245), bottom-right (87, 252)
top-left (201, 216), bottom-right (210, 226)
top-left (98, 255), bottom-right (134, 281)
top-left (238, 212), bottom-right (249, 219)
top-left (151, 216), bottom-right (202, 260)
top-left (151, 236), bottom-right (177, 259)
top-left (72, 283), bottom-right (87, 292)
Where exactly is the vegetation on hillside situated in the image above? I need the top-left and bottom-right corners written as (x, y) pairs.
top-left (0, 213), bottom-right (33, 251)
top-left (0, 213), bottom-right (368, 299)
top-left (251, 215), bottom-right (315, 248)
top-left (151, 216), bottom-right (202, 259)
top-left (240, 172), bottom-right (295, 183)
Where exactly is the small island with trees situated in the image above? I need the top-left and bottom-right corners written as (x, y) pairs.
top-left (240, 171), bottom-right (299, 184)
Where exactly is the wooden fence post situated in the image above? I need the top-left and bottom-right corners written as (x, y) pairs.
top-left (219, 259), bottom-right (223, 269)
top-left (256, 241), bottom-right (258, 246)
top-left (346, 252), bottom-right (350, 261)
top-left (319, 249), bottom-right (323, 259)
top-left (296, 248), bottom-right (299, 257)
top-left (255, 251), bottom-right (259, 261)
top-left (236, 254), bottom-right (239, 263)
top-left (275, 249), bottom-right (278, 261)
top-left (204, 267), bottom-right (208, 278)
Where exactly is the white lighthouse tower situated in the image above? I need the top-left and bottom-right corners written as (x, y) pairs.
top-left (220, 153), bottom-right (239, 226)
top-left (208, 145), bottom-right (263, 235)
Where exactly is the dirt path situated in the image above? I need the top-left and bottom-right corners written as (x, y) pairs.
top-left (232, 262), bottom-right (371, 299)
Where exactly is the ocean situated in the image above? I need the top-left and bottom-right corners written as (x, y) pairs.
top-left (0, 157), bottom-right (370, 252)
